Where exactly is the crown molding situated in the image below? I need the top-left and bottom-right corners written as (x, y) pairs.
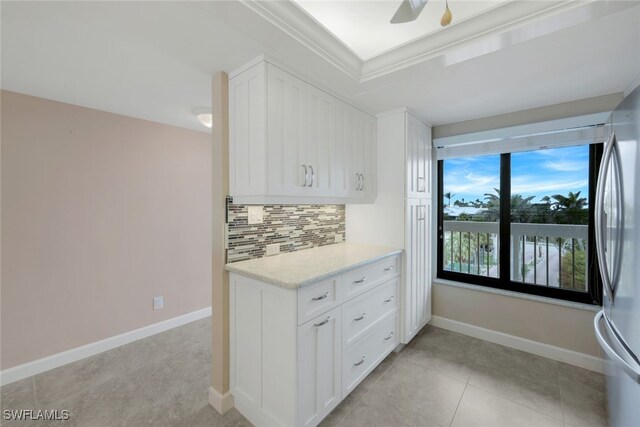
top-left (239, 0), bottom-right (362, 81)
top-left (240, 0), bottom-right (638, 84)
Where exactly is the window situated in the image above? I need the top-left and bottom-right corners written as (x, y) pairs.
top-left (437, 144), bottom-right (602, 305)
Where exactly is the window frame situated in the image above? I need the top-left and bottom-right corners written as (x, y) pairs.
top-left (436, 144), bottom-right (603, 306)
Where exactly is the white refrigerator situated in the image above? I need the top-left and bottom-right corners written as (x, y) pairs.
top-left (594, 84), bottom-right (640, 427)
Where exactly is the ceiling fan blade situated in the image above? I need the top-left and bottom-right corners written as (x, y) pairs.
top-left (390, 0), bottom-right (429, 24)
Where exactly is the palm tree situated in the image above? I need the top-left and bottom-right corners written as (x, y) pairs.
top-left (443, 192), bottom-right (455, 207)
top-left (510, 194), bottom-right (535, 223)
top-left (551, 191), bottom-right (588, 224)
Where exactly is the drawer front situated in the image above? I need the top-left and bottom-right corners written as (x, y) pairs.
top-left (342, 278), bottom-right (398, 349)
top-left (297, 276), bottom-right (342, 326)
top-left (342, 313), bottom-right (398, 397)
top-left (342, 255), bottom-right (400, 302)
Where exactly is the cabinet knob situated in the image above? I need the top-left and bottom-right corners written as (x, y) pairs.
top-left (384, 296), bottom-right (394, 303)
top-left (384, 266), bottom-right (395, 271)
top-left (384, 332), bottom-right (395, 341)
top-left (311, 292), bottom-right (329, 301)
top-left (353, 356), bottom-right (366, 366)
top-left (354, 313), bottom-right (366, 322)
top-left (353, 277), bottom-right (367, 284)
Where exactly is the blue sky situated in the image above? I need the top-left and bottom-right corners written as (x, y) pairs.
top-left (443, 145), bottom-right (590, 204)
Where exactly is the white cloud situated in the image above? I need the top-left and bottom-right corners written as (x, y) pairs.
top-left (543, 160), bottom-right (587, 172)
top-left (511, 178), bottom-right (588, 194)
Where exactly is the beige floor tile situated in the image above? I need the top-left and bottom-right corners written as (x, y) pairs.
top-left (474, 342), bottom-right (559, 384)
top-left (558, 364), bottom-right (607, 427)
top-left (402, 326), bottom-right (483, 382)
top-left (342, 360), bottom-right (466, 427)
top-left (1, 378), bottom-right (36, 411)
top-left (451, 385), bottom-right (564, 427)
top-left (469, 361), bottom-right (563, 419)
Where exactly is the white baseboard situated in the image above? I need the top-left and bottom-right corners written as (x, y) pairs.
top-left (208, 386), bottom-right (234, 414)
top-left (430, 315), bottom-right (604, 374)
top-left (0, 307), bottom-right (212, 386)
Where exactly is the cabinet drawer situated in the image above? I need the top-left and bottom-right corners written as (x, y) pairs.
top-left (341, 313), bottom-right (398, 397)
top-left (342, 278), bottom-right (398, 349)
top-left (342, 255), bottom-right (399, 301)
top-left (297, 276), bottom-right (342, 326)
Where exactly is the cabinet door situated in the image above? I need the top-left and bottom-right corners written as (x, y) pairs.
top-left (402, 199), bottom-right (429, 344)
top-left (229, 63), bottom-right (266, 197)
top-left (406, 113), bottom-right (430, 198)
top-left (267, 64), bottom-right (308, 196)
top-left (335, 100), bottom-right (356, 198)
top-left (297, 307), bottom-right (342, 427)
top-left (306, 86), bottom-right (336, 197)
top-left (423, 125), bottom-right (432, 199)
top-left (361, 112), bottom-right (377, 199)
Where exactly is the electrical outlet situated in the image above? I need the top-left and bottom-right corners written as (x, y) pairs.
top-left (266, 243), bottom-right (280, 256)
top-left (247, 205), bottom-right (264, 224)
top-left (153, 296), bottom-right (164, 310)
top-left (335, 234), bottom-right (343, 243)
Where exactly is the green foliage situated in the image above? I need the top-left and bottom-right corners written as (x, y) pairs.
top-left (560, 244), bottom-right (587, 291)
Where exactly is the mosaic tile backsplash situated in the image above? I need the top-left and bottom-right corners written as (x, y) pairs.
top-left (227, 203), bottom-right (345, 263)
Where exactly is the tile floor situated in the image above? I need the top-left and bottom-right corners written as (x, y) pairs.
top-left (1, 319), bottom-right (607, 427)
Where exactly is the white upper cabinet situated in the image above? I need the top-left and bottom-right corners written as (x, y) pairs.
top-left (229, 62), bottom-right (266, 197)
top-left (335, 100), bottom-right (356, 198)
top-left (306, 85), bottom-right (336, 197)
top-left (266, 64), bottom-right (307, 197)
top-left (406, 113), bottom-right (431, 199)
top-left (229, 60), bottom-right (376, 204)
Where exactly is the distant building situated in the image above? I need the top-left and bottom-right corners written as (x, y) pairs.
top-left (443, 206), bottom-right (487, 218)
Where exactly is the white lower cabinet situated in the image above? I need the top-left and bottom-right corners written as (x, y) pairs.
top-left (297, 307), bottom-right (342, 427)
top-left (230, 254), bottom-right (400, 427)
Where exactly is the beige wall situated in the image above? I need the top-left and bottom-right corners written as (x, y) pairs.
top-left (1, 91), bottom-right (212, 369)
top-left (432, 283), bottom-right (602, 357)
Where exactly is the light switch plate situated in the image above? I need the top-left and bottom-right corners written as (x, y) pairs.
top-left (266, 243), bottom-right (280, 256)
top-left (247, 205), bottom-right (264, 224)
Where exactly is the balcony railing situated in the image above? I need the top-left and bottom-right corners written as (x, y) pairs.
top-left (442, 221), bottom-right (589, 291)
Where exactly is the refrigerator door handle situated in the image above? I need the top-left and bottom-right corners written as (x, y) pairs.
top-left (609, 138), bottom-right (625, 296)
top-left (594, 310), bottom-right (640, 384)
top-left (595, 132), bottom-right (616, 301)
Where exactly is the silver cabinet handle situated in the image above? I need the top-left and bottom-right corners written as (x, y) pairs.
top-left (354, 313), bottom-right (366, 321)
top-left (302, 165), bottom-right (309, 187)
top-left (313, 316), bottom-right (330, 327)
top-left (384, 296), bottom-right (394, 303)
top-left (355, 173), bottom-right (360, 191)
top-left (384, 266), bottom-right (395, 271)
top-left (353, 277), bottom-right (367, 284)
top-left (594, 310), bottom-right (640, 383)
top-left (311, 292), bottom-right (329, 301)
top-left (361, 173), bottom-right (365, 191)
top-left (353, 356), bottom-right (366, 366)
top-left (309, 165), bottom-right (314, 187)
top-left (384, 332), bottom-right (395, 341)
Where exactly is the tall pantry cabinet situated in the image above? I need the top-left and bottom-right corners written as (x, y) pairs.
top-left (346, 109), bottom-right (432, 344)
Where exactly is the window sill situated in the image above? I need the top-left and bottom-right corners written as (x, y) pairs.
top-left (432, 278), bottom-right (601, 312)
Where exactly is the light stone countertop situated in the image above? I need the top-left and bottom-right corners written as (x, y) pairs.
top-left (225, 242), bottom-right (403, 289)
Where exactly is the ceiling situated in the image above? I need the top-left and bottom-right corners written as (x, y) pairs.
top-left (1, 1), bottom-right (639, 132)
top-left (292, 0), bottom-right (508, 60)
